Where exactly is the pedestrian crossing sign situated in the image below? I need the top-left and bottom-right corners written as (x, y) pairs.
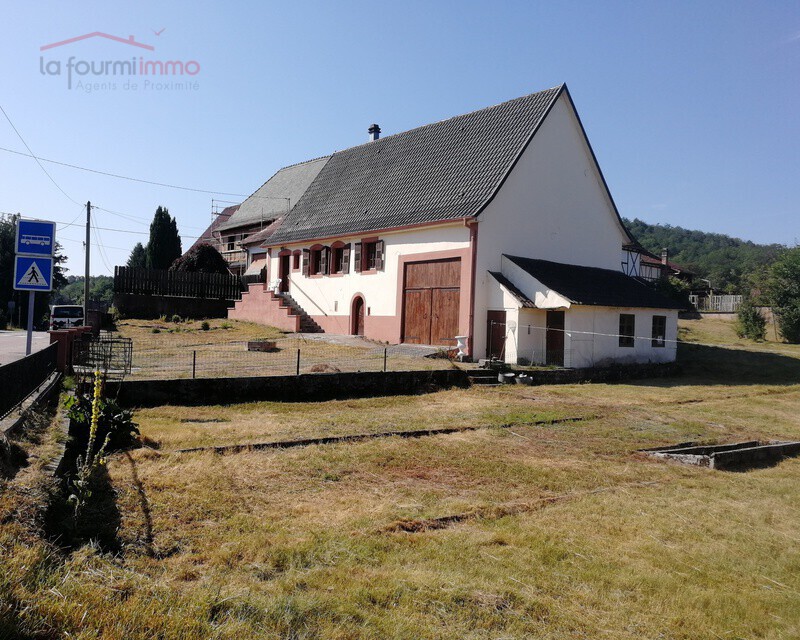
top-left (14, 255), bottom-right (54, 291)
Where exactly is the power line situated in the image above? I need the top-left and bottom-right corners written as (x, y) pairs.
top-left (0, 144), bottom-right (250, 197)
top-left (57, 220), bottom-right (200, 238)
top-left (57, 202), bottom-right (89, 231)
top-left (94, 205), bottom-right (208, 231)
top-left (0, 105), bottom-right (82, 206)
top-left (91, 219), bottom-right (114, 273)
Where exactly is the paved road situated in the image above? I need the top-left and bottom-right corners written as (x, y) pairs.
top-left (0, 330), bottom-right (50, 366)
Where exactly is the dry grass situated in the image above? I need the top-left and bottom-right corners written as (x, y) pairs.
top-left (115, 318), bottom-right (452, 379)
top-left (2, 318), bottom-right (800, 638)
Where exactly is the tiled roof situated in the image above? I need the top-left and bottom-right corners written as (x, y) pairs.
top-left (268, 86), bottom-right (563, 245)
top-left (218, 157), bottom-right (330, 232)
top-left (240, 217), bottom-right (283, 247)
top-left (505, 255), bottom-right (686, 310)
top-left (189, 205), bottom-right (239, 252)
top-left (639, 253), bottom-right (693, 274)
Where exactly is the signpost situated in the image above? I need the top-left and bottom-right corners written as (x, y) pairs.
top-left (13, 218), bottom-right (56, 356)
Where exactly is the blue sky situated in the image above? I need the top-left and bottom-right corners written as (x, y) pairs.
top-left (1, 1), bottom-right (798, 276)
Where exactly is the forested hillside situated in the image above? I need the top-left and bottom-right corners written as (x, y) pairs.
top-left (624, 218), bottom-right (785, 293)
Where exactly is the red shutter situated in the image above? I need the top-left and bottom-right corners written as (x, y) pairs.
top-left (375, 240), bottom-right (385, 271)
top-left (342, 244), bottom-right (351, 274)
top-left (354, 242), bottom-right (362, 273)
top-left (302, 249), bottom-right (309, 276)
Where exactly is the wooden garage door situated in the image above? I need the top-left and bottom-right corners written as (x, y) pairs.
top-left (402, 258), bottom-right (461, 345)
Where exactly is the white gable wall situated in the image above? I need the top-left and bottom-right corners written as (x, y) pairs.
top-left (473, 93), bottom-right (631, 358)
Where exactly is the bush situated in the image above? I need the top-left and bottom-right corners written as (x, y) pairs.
top-left (151, 328), bottom-right (161, 334)
top-left (169, 242), bottom-right (229, 274)
top-left (201, 321), bottom-right (210, 331)
top-left (774, 302), bottom-right (800, 343)
top-left (735, 300), bottom-right (766, 341)
top-left (171, 314), bottom-right (182, 323)
top-left (65, 389), bottom-right (140, 453)
top-left (768, 247), bottom-right (800, 343)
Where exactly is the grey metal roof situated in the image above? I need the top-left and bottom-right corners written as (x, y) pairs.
top-left (218, 156), bottom-right (330, 232)
top-left (505, 255), bottom-right (686, 310)
top-left (268, 86), bottom-right (563, 245)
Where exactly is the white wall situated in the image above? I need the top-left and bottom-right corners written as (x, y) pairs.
top-left (564, 307), bottom-right (677, 368)
top-left (472, 93), bottom-right (632, 358)
top-left (270, 223), bottom-right (470, 320)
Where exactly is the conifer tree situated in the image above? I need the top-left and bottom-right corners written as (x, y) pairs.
top-left (145, 206), bottom-right (182, 270)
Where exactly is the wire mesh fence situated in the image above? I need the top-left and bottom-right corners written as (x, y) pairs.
top-left (126, 334), bottom-right (454, 380)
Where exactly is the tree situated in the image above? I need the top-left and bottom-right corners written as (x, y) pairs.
top-left (169, 243), bottom-right (230, 274)
top-left (127, 242), bottom-right (147, 268)
top-left (145, 206), bottom-right (182, 270)
top-left (53, 275), bottom-right (114, 307)
top-left (768, 247), bottom-right (800, 343)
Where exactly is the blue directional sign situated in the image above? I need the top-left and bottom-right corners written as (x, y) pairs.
top-left (16, 219), bottom-right (56, 257)
top-left (13, 255), bottom-right (54, 292)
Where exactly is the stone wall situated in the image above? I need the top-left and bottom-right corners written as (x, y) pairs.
top-left (110, 369), bottom-right (470, 407)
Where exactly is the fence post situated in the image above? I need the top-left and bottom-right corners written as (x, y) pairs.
top-left (192, 350), bottom-right (196, 379)
top-left (383, 347), bottom-right (387, 372)
top-left (296, 348), bottom-right (300, 376)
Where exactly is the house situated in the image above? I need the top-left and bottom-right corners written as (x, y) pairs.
top-left (188, 204), bottom-right (239, 255)
top-left (623, 243), bottom-right (694, 284)
top-left (213, 157), bottom-right (329, 276)
top-left (229, 84), bottom-right (683, 367)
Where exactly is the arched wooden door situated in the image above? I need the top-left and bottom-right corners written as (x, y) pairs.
top-left (351, 296), bottom-right (365, 336)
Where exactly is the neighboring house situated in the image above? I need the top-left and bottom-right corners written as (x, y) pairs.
top-left (214, 158), bottom-right (329, 276)
top-left (623, 243), bottom-right (693, 284)
top-left (188, 204), bottom-right (240, 255)
top-left (229, 84), bottom-right (683, 367)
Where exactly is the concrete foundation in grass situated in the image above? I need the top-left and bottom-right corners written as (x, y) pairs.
top-left (645, 440), bottom-right (800, 470)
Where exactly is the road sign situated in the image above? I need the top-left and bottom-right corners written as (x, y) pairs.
top-left (13, 255), bottom-right (53, 291)
top-left (16, 218), bottom-right (56, 257)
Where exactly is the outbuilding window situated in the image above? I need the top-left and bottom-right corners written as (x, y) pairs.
top-left (652, 315), bottom-right (666, 347)
top-left (619, 314), bottom-right (635, 348)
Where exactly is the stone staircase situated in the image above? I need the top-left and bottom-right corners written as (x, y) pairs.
top-left (276, 293), bottom-right (324, 333)
top-left (466, 369), bottom-right (502, 387)
top-left (228, 284), bottom-right (322, 334)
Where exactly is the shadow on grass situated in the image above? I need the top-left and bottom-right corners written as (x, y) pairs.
top-left (0, 438), bottom-right (28, 481)
top-left (636, 343), bottom-right (800, 387)
top-left (45, 465), bottom-right (122, 555)
top-left (122, 450), bottom-right (155, 557)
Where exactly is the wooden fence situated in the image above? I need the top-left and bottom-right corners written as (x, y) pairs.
top-left (0, 342), bottom-right (58, 420)
top-left (114, 266), bottom-right (241, 300)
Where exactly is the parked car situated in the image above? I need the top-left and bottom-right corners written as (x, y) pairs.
top-left (49, 305), bottom-right (84, 330)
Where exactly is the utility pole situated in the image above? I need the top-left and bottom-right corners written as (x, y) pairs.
top-left (84, 201), bottom-right (91, 324)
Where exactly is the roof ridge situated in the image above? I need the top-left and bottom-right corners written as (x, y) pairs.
top-left (327, 85), bottom-right (565, 157)
top-left (235, 155), bottom-right (332, 209)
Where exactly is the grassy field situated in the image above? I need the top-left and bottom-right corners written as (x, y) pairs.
top-left (2, 318), bottom-right (800, 639)
top-left (114, 318), bottom-right (452, 379)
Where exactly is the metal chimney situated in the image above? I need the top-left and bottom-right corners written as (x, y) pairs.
top-left (368, 123), bottom-right (381, 142)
